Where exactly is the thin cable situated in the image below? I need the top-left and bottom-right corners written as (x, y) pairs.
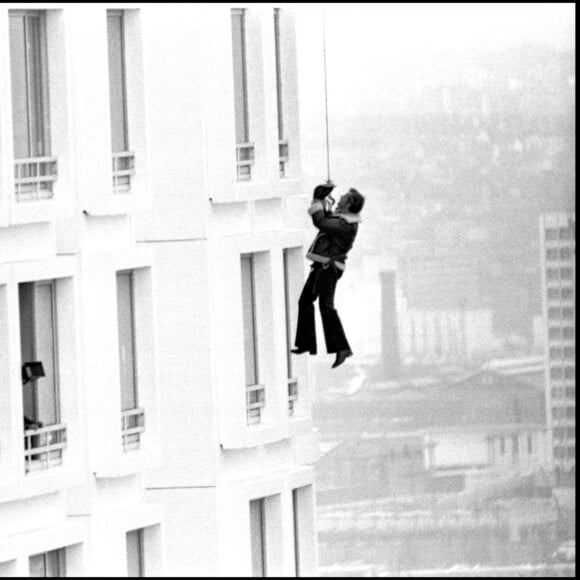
top-left (322, 4), bottom-right (332, 185)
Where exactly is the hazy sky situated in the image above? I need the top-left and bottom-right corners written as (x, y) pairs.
top-left (294, 2), bottom-right (575, 186)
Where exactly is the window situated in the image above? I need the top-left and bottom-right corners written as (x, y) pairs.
top-left (545, 228), bottom-right (558, 241)
top-left (284, 249), bottom-right (298, 415)
top-left (564, 346), bottom-right (575, 359)
top-left (292, 489), bottom-right (301, 576)
top-left (551, 366), bottom-right (563, 381)
top-left (554, 446), bottom-right (566, 459)
top-left (564, 366), bottom-right (575, 380)
top-left (250, 499), bottom-right (267, 577)
top-left (546, 248), bottom-right (559, 261)
top-left (561, 287), bottom-right (574, 301)
top-left (512, 434), bottom-right (519, 456)
top-left (548, 307), bottom-right (560, 321)
top-left (560, 247), bottom-right (573, 261)
top-left (547, 288), bottom-right (560, 301)
top-left (561, 267), bottom-right (573, 280)
top-left (107, 10), bottom-right (135, 193)
top-left (550, 347), bottom-right (563, 360)
top-left (20, 281), bottom-right (66, 472)
top-left (565, 406), bottom-right (575, 419)
top-left (546, 268), bottom-right (559, 281)
top-left (567, 445), bottom-right (575, 458)
top-left (567, 427), bottom-right (576, 438)
top-left (274, 8), bottom-right (288, 177)
top-left (563, 327), bottom-right (575, 340)
top-left (554, 427), bottom-right (566, 441)
top-left (29, 549), bottom-right (65, 577)
top-left (549, 327), bottom-right (562, 340)
top-left (562, 307), bottom-right (574, 320)
top-left (117, 271), bottom-right (144, 450)
top-left (566, 387), bottom-right (575, 399)
top-left (500, 436), bottom-right (505, 455)
top-left (559, 227), bottom-right (572, 240)
top-left (126, 529), bottom-right (145, 577)
top-left (232, 8), bottom-right (253, 181)
top-left (9, 10), bottom-right (57, 201)
top-left (527, 435), bottom-right (533, 454)
top-left (241, 255), bottom-right (265, 424)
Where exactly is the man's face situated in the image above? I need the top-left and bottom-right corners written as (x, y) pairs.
top-left (336, 194), bottom-right (350, 212)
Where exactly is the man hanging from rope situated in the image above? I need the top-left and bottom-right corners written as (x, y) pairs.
top-left (292, 183), bottom-right (365, 368)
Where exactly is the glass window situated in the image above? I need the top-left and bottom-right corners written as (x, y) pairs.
top-left (283, 249), bottom-right (293, 379)
top-left (565, 387), bottom-right (575, 399)
top-left (117, 271), bottom-right (138, 411)
top-left (567, 446), bottom-right (575, 458)
top-left (107, 10), bottom-right (129, 153)
top-left (563, 327), bottom-right (575, 340)
top-left (20, 282), bottom-right (59, 426)
top-left (547, 287), bottom-right (560, 300)
top-left (29, 549), bottom-right (65, 577)
top-left (548, 307), bottom-right (560, 320)
top-left (560, 267), bottom-right (573, 280)
top-left (551, 366), bottom-right (563, 380)
top-left (562, 307), bottom-right (574, 320)
top-left (564, 367), bottom-right (575, 379)
top-left (560, 247), bottom-right (573, 261)
top-left (241, 255), bottom-right (258, 386)
top-left (545, 228), bottom-right (558, 241)
top-left (549, 327), bottom-right (562, 340)
top-left (561, 287), bottom-right (574, 301)
top-left (550, 347), bottom-right (563, 360)
top-left (250, 499), bottom-right (267, 577)
top-left (546, 268), bottom-right (559, 281)
top-left (527, 435), bottom-right (533, 454)
top-left (9, 10), bottom-right (50, 159)
top-left (231, 8), bottom-right (249, 144)
top-left (500, 436), bottom-right (505, 455)
top-left (292, 488), bottom-right (301, 577)
top-left (546, 248), bottom-right (559, 261)
top-left (512, 434), bottom-right (519, 455)
top-left (559, 227), bottom-right (572, 240)
top-left (126, 529), bottom-right (145, 577)
top-left (565, 406), bottom-right (575, 419)
top-left (564, 347), bottom-right (575, 359)
top-left (274, 8), bottom-right (283, 141)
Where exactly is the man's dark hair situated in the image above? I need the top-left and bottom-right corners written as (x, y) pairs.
top-left (347, 188), bottom-right (365, 214)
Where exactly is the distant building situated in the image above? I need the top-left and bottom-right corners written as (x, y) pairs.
top-left (424, 423), bottom-right (550, 476)
top-left (540, 212), bottom-right (576, 487)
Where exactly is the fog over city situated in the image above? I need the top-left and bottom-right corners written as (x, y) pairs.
top-left (295, 3), bottom-right (575, 576)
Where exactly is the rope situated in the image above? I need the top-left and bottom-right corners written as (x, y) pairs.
top-left (322, 5), bottom-right (333, 187)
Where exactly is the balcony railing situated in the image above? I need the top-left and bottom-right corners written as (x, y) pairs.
top-left (23, 423), bottom-right (67, 473)
top-left (122, 408), bottom-right (145, 452)
top-left (236, 143), bottom-right (254, 182)
top-left (246, 384), bottom-right (266, 425)
top-left (14, 157), bottom-right (58, 202)
top-left (288, 377), bottom-right (298, 415)
top-left (112, 152), bottom-right (136, 194)
top-left (279, 140), bottom-right (289, 178)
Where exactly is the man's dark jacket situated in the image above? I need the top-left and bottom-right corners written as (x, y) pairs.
top-left (306, 200), bottom-right (361, 270)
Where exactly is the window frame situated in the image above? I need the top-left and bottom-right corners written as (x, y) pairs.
top-left (249, 498), bottom-right (267, 577)
top-left (29, 548), bottom-right (66, 577)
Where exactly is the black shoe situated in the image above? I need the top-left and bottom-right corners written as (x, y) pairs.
top-left (291, 348), bottom-right (314, 355)
top-left (332, 349), bottom-right (353, 369)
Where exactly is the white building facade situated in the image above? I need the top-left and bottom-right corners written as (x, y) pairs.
top-left (1, 4), bottom-right (318, 577)
top-left (540, 212), bottom-right (576, 487)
